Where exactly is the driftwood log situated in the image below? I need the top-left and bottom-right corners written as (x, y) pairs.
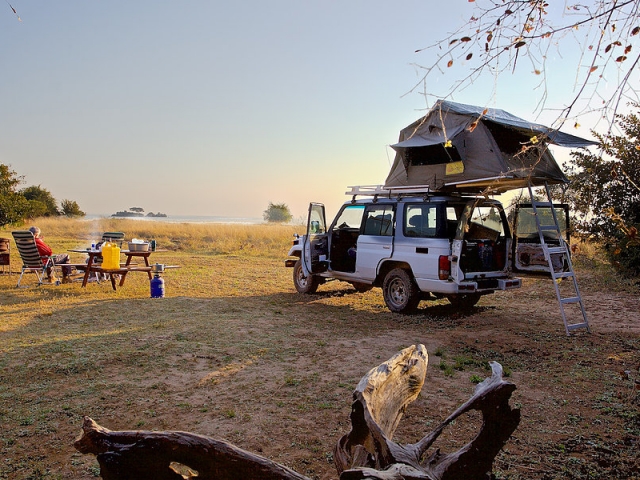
top-left (75, 344), bottom-right (519, 479)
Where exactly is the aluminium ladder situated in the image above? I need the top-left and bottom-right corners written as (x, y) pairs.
top-left (527, 182), bottom-right (590, 335)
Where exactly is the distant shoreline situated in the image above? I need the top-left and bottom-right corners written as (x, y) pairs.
top-left (84, 214), bottom-right (264, 225)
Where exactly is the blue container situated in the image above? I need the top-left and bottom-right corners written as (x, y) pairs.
top-left (150, 274), bottom-right (165, 298)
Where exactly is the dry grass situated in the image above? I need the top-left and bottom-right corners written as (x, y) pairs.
top-left (0, 218), bottom-right (638, 480)
top-left (5, 217), bottom-right (301, 257)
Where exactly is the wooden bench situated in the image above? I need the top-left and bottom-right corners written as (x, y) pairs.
top-left (88, 266), bottom-right (152, 290)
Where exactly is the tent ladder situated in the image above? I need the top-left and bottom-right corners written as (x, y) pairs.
top-left (527, 182), bottom-right (590, 336)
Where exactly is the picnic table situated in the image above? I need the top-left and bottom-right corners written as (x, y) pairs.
top-left (120, 249), bottom-right (167, 280)
top-left (68, 248), bottom-right (167, 291)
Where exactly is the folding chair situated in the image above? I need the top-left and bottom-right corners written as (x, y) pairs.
top-left (12, 231), bottom-right (65, 287)
top-left (101, 231), bottom-right (125, 247)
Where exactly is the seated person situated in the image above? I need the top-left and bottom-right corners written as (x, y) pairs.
top-left (29, 226), bottom-right (73, 283)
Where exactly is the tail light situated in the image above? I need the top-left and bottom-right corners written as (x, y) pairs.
top-left (439, 255), bottom-right (451, 280)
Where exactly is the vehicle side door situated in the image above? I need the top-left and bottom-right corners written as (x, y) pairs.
top-left (355, 204), bottom-right (395, 280)
top-left (397, 202), bottom-right (449, 282)
top-left (302, 203), bottom-right (328, 275)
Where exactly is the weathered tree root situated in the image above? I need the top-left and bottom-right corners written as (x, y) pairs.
top-left (75, 344), bottom-right (519, 479)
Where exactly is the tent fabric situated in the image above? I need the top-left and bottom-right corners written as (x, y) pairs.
top-left (384, 100), bottom-right (597, 193)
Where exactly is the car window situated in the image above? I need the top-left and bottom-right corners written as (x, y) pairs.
top-left (404, 204), bottom-right (438, 237)
top-left (446, 206), bottom-right (463, 239)
top-left (515, 206), bottom-right (568, 240)
top-left (308, 204), bottom-right (326, 234)
top-left (467, 205), bottom-right (505, 240)
top-left (362, 205), bottom-right (394, 236)
top-left (333, 205), bottom-right (365, 230)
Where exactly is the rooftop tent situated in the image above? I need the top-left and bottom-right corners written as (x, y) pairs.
top-left (384, 100), bottom-right (598, 194)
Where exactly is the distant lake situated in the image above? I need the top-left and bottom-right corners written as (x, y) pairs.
top-left (85, 214), bottom-right (263, 225)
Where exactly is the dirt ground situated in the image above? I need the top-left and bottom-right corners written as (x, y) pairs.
top-left (1, 256), bottom-right (639, 479)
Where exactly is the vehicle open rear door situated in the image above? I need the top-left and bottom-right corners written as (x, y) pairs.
top-left (513, 203), bottom-right (570, 273)
top-left (302, 203), bottom-right (329, 275)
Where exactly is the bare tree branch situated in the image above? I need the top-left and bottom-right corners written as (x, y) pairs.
top-left (414, 0), bottom-right (640, 131)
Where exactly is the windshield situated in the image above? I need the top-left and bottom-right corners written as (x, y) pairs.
top-left (332, 205), bottom-right (365, 230)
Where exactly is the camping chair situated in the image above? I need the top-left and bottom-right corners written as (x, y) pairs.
top-left (12, 231), bottom-right (66, 287)
top-left (102, 231), bottom-right (125, 247)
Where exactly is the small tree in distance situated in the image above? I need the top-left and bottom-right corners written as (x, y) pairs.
top-left (263, 202), bottom-right (293, 223)
top-left (61, 199), bottom-right (86, 217)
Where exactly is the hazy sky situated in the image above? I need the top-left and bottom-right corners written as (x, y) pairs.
top-left (0, 1), bottom-right (602, 219)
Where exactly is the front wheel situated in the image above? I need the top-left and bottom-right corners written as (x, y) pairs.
top-left (446, 293), bottom-right (481, 310)
top-left (293, 259), bottom-right (319, 294)
top-left (382, 268), bottom-right (421, 314)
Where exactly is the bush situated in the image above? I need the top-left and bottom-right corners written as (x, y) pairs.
top-left (562, 107), bottom-right (640, 277)
top-left (612, 242), bottom-right (640, 277)
top-left (607, 219), bottom-right (640, 277)
top-left (263, 202), bottom-right (292, 223)
top-left (21, 185), bottom-right (60, 216)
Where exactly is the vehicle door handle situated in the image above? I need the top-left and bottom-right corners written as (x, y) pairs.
top-left (383, 245), bottom-right (390, 249)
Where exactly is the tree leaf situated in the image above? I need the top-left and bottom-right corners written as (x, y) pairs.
top-left (447, 59), bottom-right (454, 67)
top-left (632, 26), bottom-right (640, 36)
top-left (625, 45), bottom-right (632, 54)
top-left (589, 66), bottom-right (598, 73)
top-left (461, 36), bottom-right (472, 42)
top-left (514, 41), bottom-right (526, 48)
top-left (466, 53), bottom-right (473, 60)
top-left (615, 55), bottom-right (627, 62)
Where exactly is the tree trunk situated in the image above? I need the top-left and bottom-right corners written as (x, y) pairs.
top-left (75, 344), bottom-right (519, 480)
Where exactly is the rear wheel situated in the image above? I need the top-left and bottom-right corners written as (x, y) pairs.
top-left (293, 259), bottom-right (319, 294)
top-left (446, 293), bottom-right (481, 310)
top-left (382, 268), bottom-right (420, 313)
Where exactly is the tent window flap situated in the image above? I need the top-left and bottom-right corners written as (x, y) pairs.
top-left (405, 144), bottom-right (462, 166)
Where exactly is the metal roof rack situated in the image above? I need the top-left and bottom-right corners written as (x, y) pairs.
top-left (345, 185), bottom-right (432, 199)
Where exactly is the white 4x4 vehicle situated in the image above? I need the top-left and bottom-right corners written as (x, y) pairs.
top-left (285, 187), bottom-right (522, 313)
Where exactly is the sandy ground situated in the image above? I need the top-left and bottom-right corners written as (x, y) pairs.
top-left (1, 259), bottom-right (638, 479)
